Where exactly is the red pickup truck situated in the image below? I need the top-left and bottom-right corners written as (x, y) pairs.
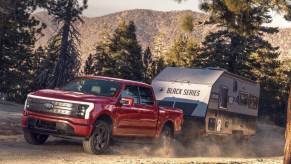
top-left (22, 76), bottom-right (183, 154)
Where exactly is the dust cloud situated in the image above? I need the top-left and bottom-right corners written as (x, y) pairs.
top-left (110, 122), bottom-right (285, 158)
top-left (0, 101), bottom-right (285, 160)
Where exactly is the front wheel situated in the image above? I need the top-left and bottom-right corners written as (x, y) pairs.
top-left (23, 129), bottom-right (49, 145)
top-left (83, 120), bottom-right (111, 154)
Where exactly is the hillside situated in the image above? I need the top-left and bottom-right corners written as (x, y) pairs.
top-left (34, 9), bottom-right (291, 62)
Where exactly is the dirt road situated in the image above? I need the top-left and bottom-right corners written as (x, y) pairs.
top-left (0, 101), bottom-right (285, 164)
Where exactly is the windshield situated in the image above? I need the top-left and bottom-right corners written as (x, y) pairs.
top-left (61, 78), bottom-right (121, 97)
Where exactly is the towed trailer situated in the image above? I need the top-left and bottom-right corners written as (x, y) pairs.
top-left (152, 67), bottom-right (260, 137)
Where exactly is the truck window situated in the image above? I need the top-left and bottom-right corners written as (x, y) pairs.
top-left (139, 87), bottom-right (154, 105)
top-left (219, 87), bottom-right (228, 108)
top-left (62, 78), bottom-right (120, 97)
top-left (121, 85), bottom-right (139, 104)
top-left (239, 92), bottom-right (248, 105)
top-left (174, 102), bottom-right (197, 116)
top-left (248, 94), bottom-right (258, 109)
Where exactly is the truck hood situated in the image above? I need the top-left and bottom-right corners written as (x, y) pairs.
top-left (29, 89), bottom-right (116, 104)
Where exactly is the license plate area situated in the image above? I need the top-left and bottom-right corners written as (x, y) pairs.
top-left (28, 118), bottom-right (56, 131)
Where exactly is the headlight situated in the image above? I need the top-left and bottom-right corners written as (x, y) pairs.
top-left (25, 97), bottom-right (32, 109)
top-left (76, 104), bottom-right (89, 117)
top-left (55, 102), bottom-right (73, 108)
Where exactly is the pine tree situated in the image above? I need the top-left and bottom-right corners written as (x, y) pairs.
top-left (84, 41), bottom-right (115, 77)
top-left (35, 36), bottom-right (60, 89)
top-left (142, 47), bottom-right (154, 83)
top-left (200, 0), bottom-right (276, 36)
top-left (87, 20), bottom-right (144, 81)
top-left (108, 20), bottom-right (144, 81)
top-left (143, 50), bottom-right (166, 82)
top-left (268, 2), bottom-right (291, 163)
top-left (84, 54), bottom-right (95, 75)
top-left (268, 0), bottom-right (291, 21)
top-left (33, 47), bottom-right (46, 70)
top-left (198, 0), bottom-right (289, 124)
top-left (0, 1), bottom-right (45, 100)
top-left (86, 21), bottom-right (167, 83)
top-left (166, 35), bottom-right (199, 67)
top-left (153, 29), bottom-right (169, 58)
top-left (180, 13), bottom-right (194, 33)
top-left (194, 31), bottom-right (251, 75)
top-left (154, 57), bottom-right (167, 77)
top-left (30, 47), bottom-right (46, 90)
top-left (45, 0), bottom-right (87, 88)
top-left (82, 27), bottom-right (114, 77)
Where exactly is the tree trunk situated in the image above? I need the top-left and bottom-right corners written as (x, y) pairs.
top-left (284, 89), bottom-right (291, 164)
top-left (50, 0), bottom-right (73, 88)
top-left (229, 35), bottom-right (241, 73)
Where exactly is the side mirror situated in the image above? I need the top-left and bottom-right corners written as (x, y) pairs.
top-left (120, 97), bottom-right (134, 106)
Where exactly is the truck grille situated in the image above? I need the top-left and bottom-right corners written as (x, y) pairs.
top-left (28, 118), bottom-right (56, 131)
top-left (26, 97), bottom-right (86, 118)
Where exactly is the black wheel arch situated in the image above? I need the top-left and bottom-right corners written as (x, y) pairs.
top-left (91, 114), bottom-right (113, 136)
top-left (95, 114), bottom-right (113, 126)
top-left (162, 120), bottom-right (175, 136)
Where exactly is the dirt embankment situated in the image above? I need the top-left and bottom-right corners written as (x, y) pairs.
top-left (0, 101), bottom-right (285, 164)
top-left (0, 101), bottom-right (23, 135)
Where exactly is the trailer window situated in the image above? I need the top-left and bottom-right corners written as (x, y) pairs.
top-left (248, 95), bottom-right (258, 109)
top-left (158, 101), bottom-right (174, 108)
top-left (233, 80), bottom-right (238, 92)
top-left (210, 92), bottom-right (219, 100)
top-left (174, 102), bottom-right (197, 116)
top-left (239, 92), bottom-right (248, 105)
top-left (225, 121), bottom-right (229, 128)
top-left (208, 118), bottom-right (216, 131)
top-left (219, 87), bottom-right (228, 108)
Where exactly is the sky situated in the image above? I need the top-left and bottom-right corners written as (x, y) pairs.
top-left (83, 0), bottom-right (291, 28)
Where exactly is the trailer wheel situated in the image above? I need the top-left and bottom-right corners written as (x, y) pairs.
top-left (23, 129), bottom-right (49, 145)
top-left (83, 120), bottom-right (111, 154)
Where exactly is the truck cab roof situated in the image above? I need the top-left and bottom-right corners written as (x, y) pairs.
top-left (80, 75), bottom-right (151, 88)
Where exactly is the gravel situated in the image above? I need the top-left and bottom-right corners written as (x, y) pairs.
top-left (0, 101), bottom-right (284, 164)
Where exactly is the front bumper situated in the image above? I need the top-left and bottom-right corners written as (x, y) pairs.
top-left (22, 111), bottom-right (93, 138)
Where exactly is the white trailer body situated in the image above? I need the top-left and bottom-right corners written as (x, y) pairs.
top-left (152, 67), bottom-right (260, 136)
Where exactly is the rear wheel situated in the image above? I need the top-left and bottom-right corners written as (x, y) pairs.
top-left (159, 125), bottom-right (174, 155)
top-left (83, 120), bottom-right (111, 154)
top-left (23, 129), bottom-right (49, 145)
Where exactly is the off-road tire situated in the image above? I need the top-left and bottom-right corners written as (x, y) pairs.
top-left (23, 129), bottom-right (49, 145)
top-left (160, 125), bottom-right (174, 147)
top-left (83, 120), bottom-right (111, 154)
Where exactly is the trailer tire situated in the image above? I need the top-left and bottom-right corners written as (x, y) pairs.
top-left (23, 129), bottom-right (49, 145)
top-left (83, 120), bottom-right (111, 154)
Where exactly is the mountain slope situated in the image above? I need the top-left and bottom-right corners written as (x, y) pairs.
top-left (33, 9), bottom-right (291, 62)
top-left (34, 10), bottom-right (212, 62)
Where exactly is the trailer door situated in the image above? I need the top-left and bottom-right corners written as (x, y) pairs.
top-left (219, 87), bottom-right (228, 109)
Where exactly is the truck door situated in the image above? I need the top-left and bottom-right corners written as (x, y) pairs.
top-left (136, 86), bottom-right (158, 137)
top-left (114, 85), bottom-right (141, 136)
